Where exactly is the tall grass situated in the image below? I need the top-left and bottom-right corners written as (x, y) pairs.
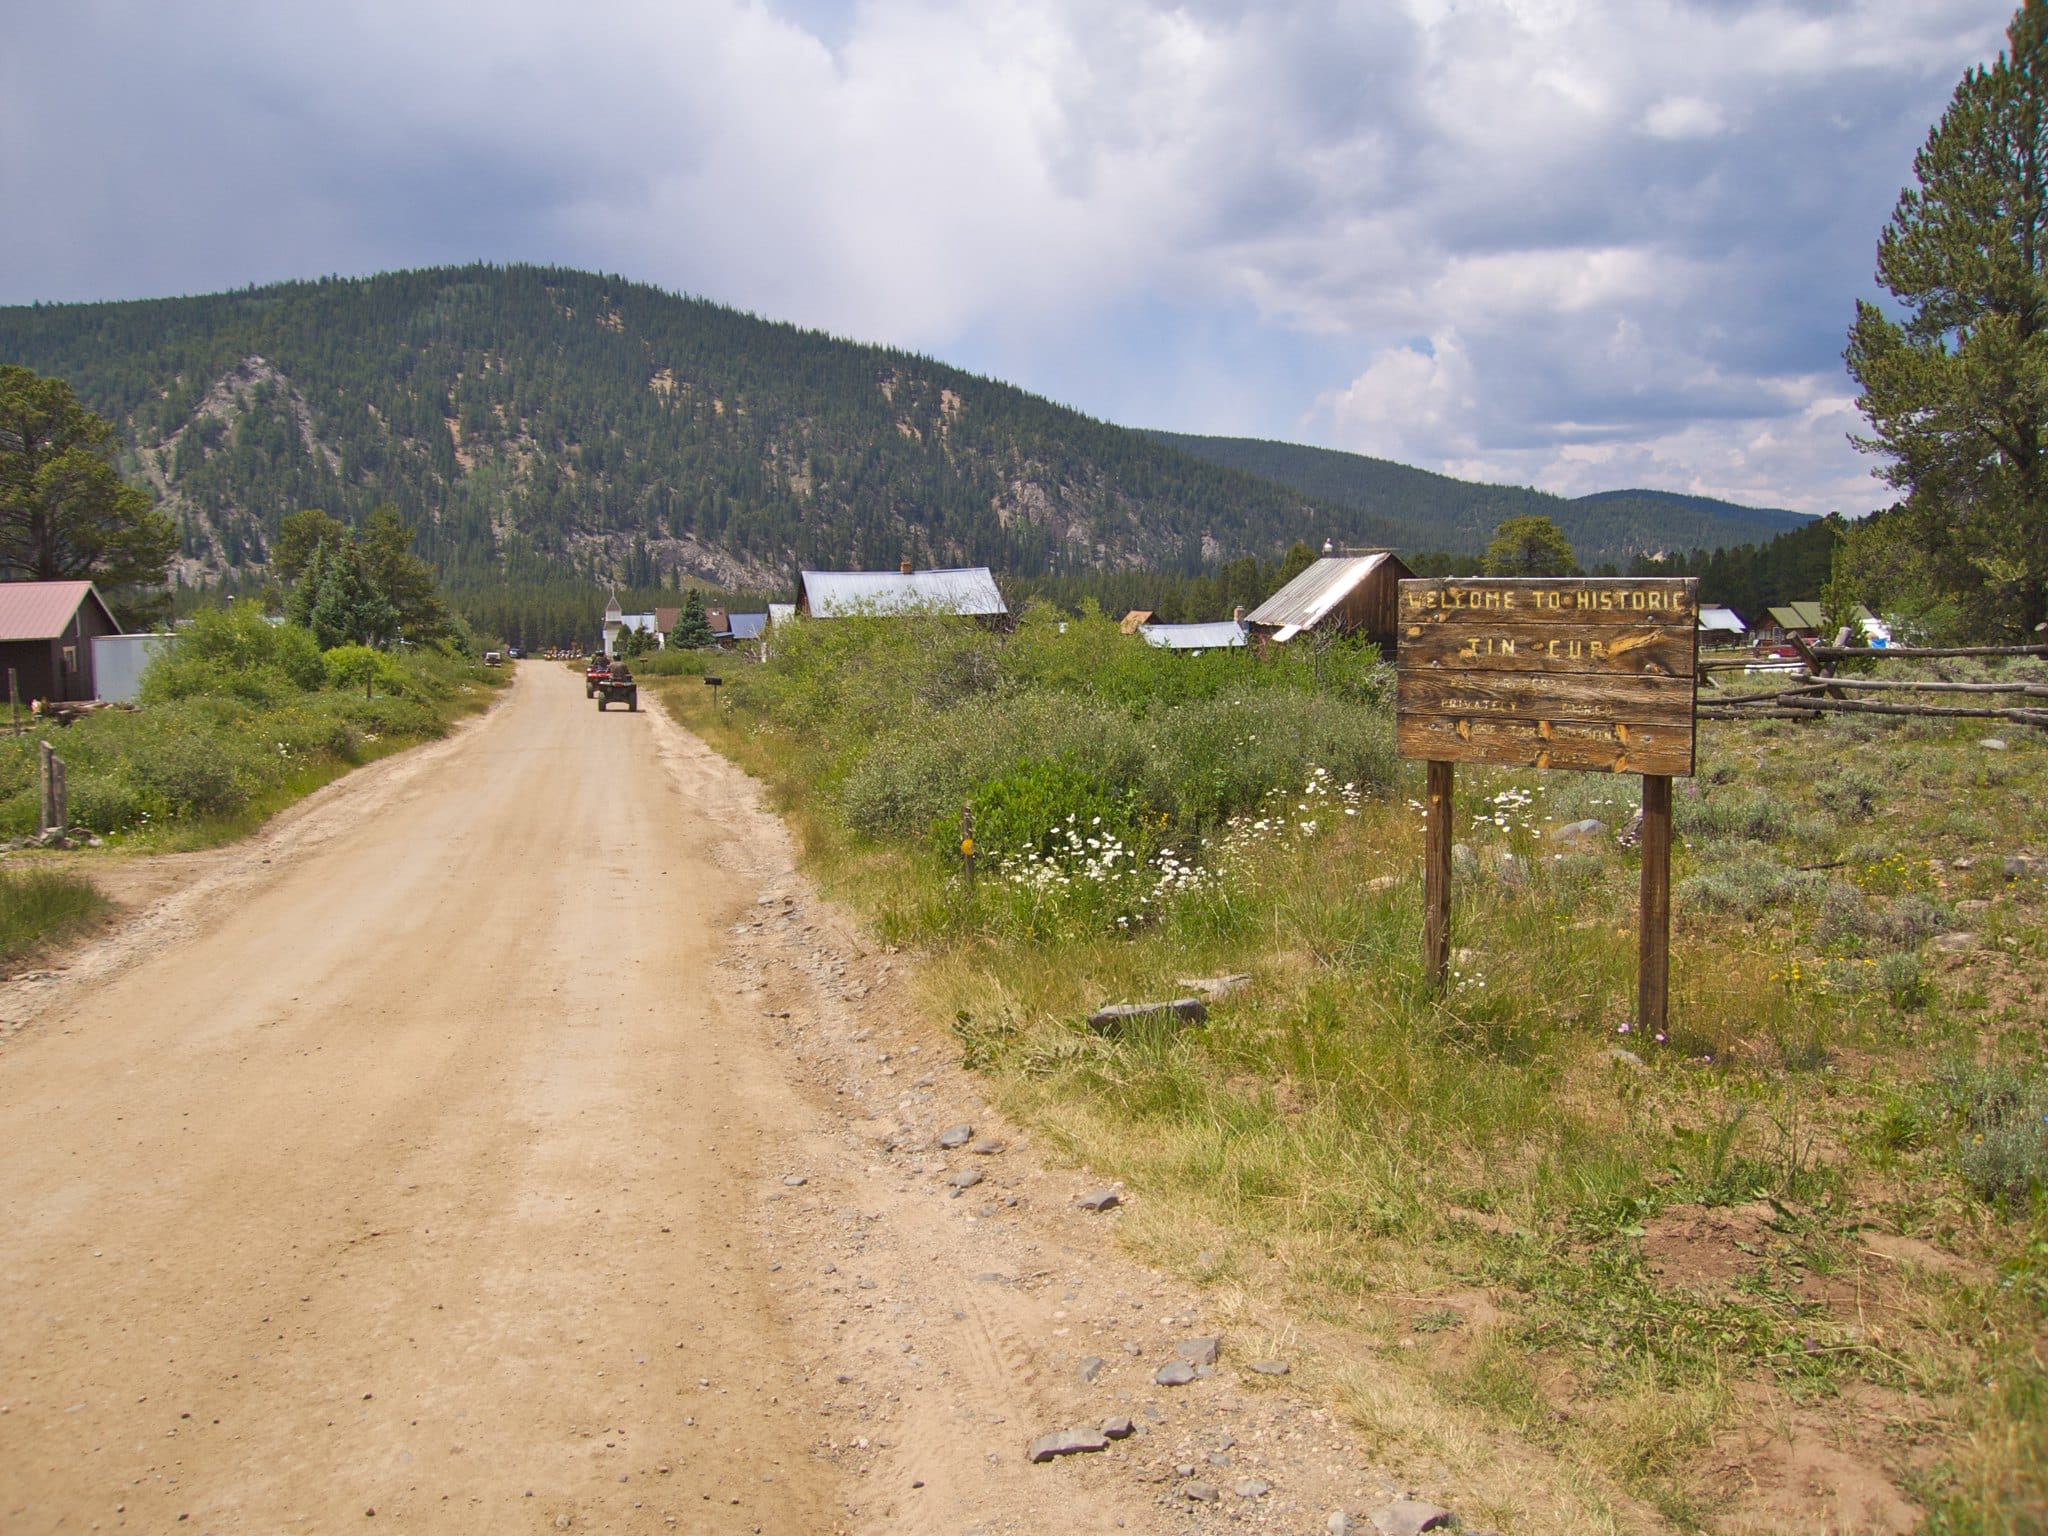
top-left (0, 866), bottom-right (110, 968)
top-left (660, 624), bottom-right (2048, 1531)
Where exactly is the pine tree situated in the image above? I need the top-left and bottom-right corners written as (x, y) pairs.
top-left (1846, 0), bottom-right (2048, 638)
top-left (669, 589), bottom-right (716, 648)
top-left (1483, 515), bottom-right (1576, 576)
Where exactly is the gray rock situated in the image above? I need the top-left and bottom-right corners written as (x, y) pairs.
top-left (1328, 1515), bottom-right (1354, 1536)
top-left (1247, 1359), bottom-right (1290, 1376)
top-left (1078, 1355), bottom-right (1106, 1384)
top-left (1236, 1479), bottom-right (1270, 1499)
top-left (1205, 1450), bottom-right (1231, 1466)
top-left (1981, 737), bottom-right (2009, 751)
top-left (1494, 849), bottom-right (1529, 888)
top-left (1451, 843), bottom-right (1478, 874)
top-left (937, 1124), bottom-right (973, 1149)
top-left (1077, 1189), bottom-right (1121, 1212)
top-left (1551, 818), bottom-right (1608, 851)
top-left (1086, 997), bottom-right (1208, 1032)
top-left (1182, 1482), bottom-right (1219, 1503)
top-left (967, 1138), bottom-right (1005, 1155)
top-left (1175, 1337), bottom-right (1221, 1367)
top-left (782, 1174), bottom-right (807, 1187)
top-left (1026, 1428), bottom-right (1109, 1463)
top-left (1934, 931), bottom-right (1978, 954)
top-left (1154, 1361), bottom-right (1197, 1387)
top-left (949, 1169), bottom-right (983, 1190)
top-left (1100, 1416), bottom-right (1135, 1439)
top-left (1606, 1047), bottom-right (1648, 1072)
top-left (2004, 855), bottom-right (2046, 881)
top-left (1368, 1498), bottom-right (1456, 1535)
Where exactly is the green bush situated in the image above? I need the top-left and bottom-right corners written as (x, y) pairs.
top-left (1930, 1060), bottom-right (2048, 1207)
top-left (142, 602), bottom-right (327, 703)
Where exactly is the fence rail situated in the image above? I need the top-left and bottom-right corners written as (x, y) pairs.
top-left (1697, 637), bottom-right (2048, 730)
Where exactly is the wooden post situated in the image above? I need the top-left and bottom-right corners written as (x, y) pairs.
top-left (38, 740), bottom-right (58, 835)
top-left (1423, 759), bottom-right (1454, 987)
top-left (53, 754), bottom-right (67, 838)
top-left (7, 667), bottom-right (18, 736)
top-left (1637, 774), bottom-right (1673, 1034)
top-left (961, 804), bottom-right (976, 888)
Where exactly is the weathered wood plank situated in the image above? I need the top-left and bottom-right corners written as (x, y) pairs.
top-left (1397, 669), bottom-right (1696, 727)
top-left (1424, 759), bottom-right (1453, 987)
top-left (1399, 577), bottom-right (1698, 627)
top-left (1397, 714), bottom-right (1695, 776)
top-left (1638, 776), bottom-right (1673, 1033)
top-left (1398, 622), bottom-right (1697, 678)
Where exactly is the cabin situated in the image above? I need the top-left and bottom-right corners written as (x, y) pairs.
top-left (1757, 601), bottom-right (1887, 649)
top-left (1118, 610), bottom-right (1154, 636)
top-left (797, 561), bottom-right (1008, 622)
top-left (0, 580), bottom-right (123, 706)
top-left (1243, 553), bottom-right (1413, 651)
top-left (1698, 605), bottom-right (1749, 646)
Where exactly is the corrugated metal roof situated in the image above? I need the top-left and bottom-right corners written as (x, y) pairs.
top-left (767, 603), bottom-right (796, 625)
top-left (801, 567), bottom-right (1007, 618)
top-left (0, 581), bottom-right (114, 643)
top-left (1699, 606), bottom-right (1747, 632)
top-left (728, 613), bottom-right (768, 640)
top-left (1139, 621), bottom-right (1246, 651)
top-left (1244, 554), bottom-right (1394, 631)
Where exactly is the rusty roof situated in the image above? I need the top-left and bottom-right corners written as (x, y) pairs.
top-left (1244, 554), bottom-right (1398, 634)
top-left (0, 581), bottom-right (118, 643)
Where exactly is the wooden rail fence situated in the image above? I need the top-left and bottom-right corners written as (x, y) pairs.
top-left (1697, 639), bottom-right (2048, 730)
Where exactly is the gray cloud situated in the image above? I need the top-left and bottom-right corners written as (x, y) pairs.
top-left (0, 0), bottom-right (2020, 515)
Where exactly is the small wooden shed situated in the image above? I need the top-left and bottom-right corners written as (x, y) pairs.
top-left (1244, 553), bottom-right (1413, 651)
top-left (0, 580), bottom-right (123, 706)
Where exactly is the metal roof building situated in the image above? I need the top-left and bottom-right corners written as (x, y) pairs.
top-left (728, 613), bottom-right (768, 641)
top-left (797, 566), bottom-right (1007, 619)
top-left (1139, 620), bottom-right (1247, 653)
top-left (0, 580), bottom-right (124, 705)
top-left (1243, 553), bottom-right (1412, 648)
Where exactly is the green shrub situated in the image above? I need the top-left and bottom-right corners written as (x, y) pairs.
top-left (1929, 1060), bottom-right (2048, 1207)
top-left (142, 602), bottom-right (327, 703)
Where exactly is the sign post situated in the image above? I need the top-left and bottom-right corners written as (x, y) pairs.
top-left (1395, 577), bottom-right (1698, 1028)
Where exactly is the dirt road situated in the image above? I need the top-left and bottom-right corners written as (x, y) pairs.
top-left (0, 664), bottom-right (1445, 1536)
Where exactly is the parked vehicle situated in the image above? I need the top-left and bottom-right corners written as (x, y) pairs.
top-left (484, 650), bottom-right (502, 666)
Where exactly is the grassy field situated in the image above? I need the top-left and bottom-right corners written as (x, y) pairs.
top-left (1, 606), bottom-right (507, 961)
top-left (652, 609), bottom-right (2047, 1535)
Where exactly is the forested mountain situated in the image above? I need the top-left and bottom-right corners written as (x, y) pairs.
top-left (1146, 432), bottom-right (1814, 568)
top-left (1, 264), bottom-right (1806, 594)
top-left (0, 266), bottom-right (1401, 591)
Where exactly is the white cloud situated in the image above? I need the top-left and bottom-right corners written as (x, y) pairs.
top-left (0, 0), bottom-right (2014, 515)
top-left (1640, 95), bottom-right (1728, 140)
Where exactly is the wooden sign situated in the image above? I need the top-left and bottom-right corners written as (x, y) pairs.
top-left (1395, 577), bottom-right (1699, 776)
top-left (1395, 576), bottom-right (1698, 1035)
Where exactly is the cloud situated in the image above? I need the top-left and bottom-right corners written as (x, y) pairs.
top-left (0, 0), bottom-right (2018, 517)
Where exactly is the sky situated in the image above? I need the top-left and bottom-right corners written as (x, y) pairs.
top-left (0, 0), bottom-right (2018, 515)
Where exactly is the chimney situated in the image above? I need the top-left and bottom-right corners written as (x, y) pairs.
top-left (900, 556), bottom-right (914, 574)
top-left (1233, 605), bottom-right (1246, 626)
top-left (1322, 538), bottom-right (1335, 555)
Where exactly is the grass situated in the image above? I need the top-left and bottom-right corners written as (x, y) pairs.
top-left (655, 630), bottom-right (2048, 1533)
top-left (0, 865), bottom-right (111, 969)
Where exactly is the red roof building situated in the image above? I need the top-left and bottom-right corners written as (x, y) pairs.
top-left (0, 581), bottom-right (123, 706)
